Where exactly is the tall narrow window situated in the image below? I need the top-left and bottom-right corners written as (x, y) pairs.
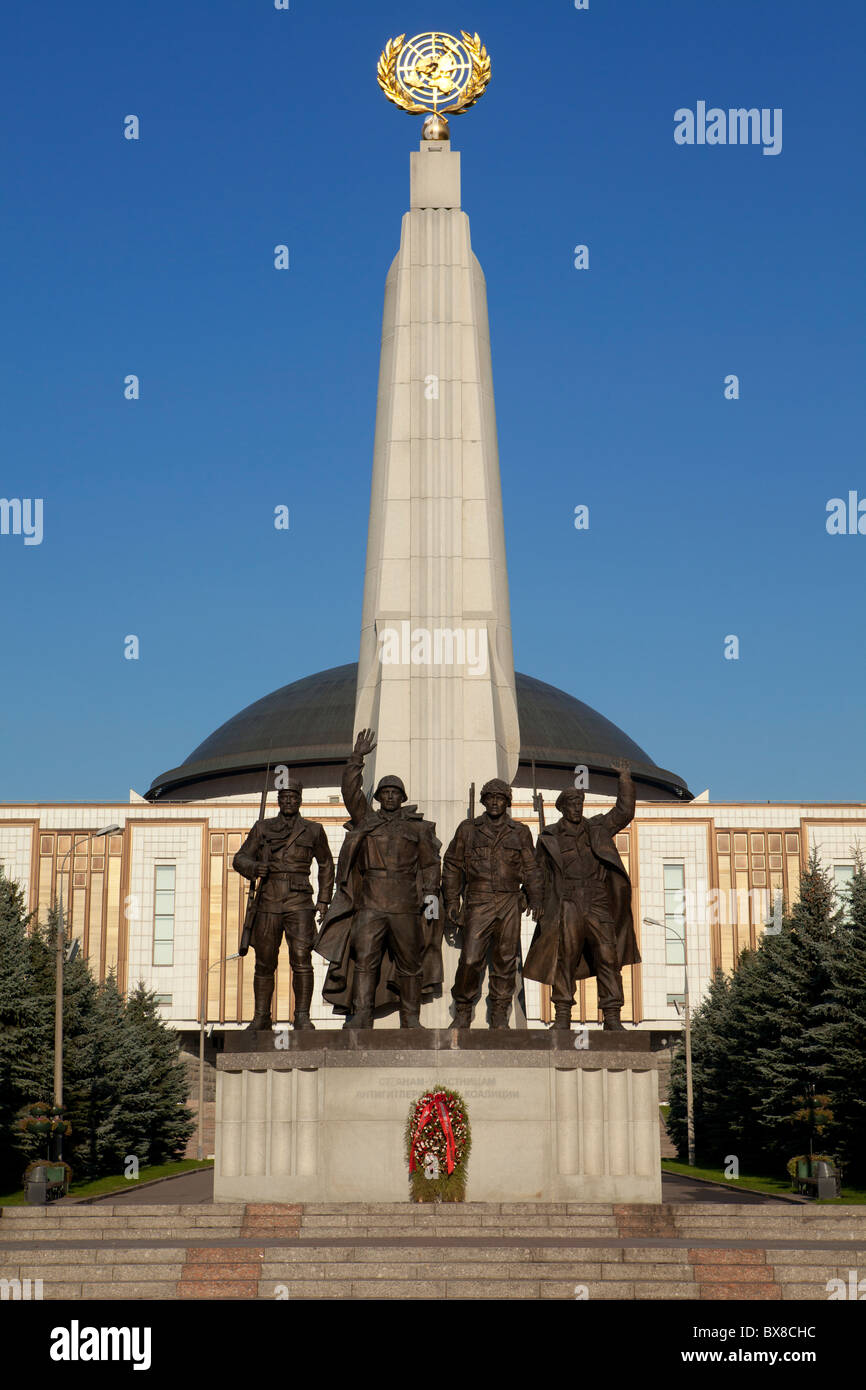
top-left (664, 863), bottom-right (686, 965)
top-left (153, 864), bottom-right (176, 966)
top-left (834, 863), bottom-right (855, 918)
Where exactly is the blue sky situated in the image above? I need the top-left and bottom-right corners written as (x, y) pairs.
top-left (1, 0), bottom-right (863, 803)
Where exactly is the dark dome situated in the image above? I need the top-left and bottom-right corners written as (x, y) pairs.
top-left (146, 663), bottom-right (691, 803)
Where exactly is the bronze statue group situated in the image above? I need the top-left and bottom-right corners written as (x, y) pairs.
top-left (233, 729), bottom-right (639, 1033)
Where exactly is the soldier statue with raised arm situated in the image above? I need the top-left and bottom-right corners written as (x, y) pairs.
top-left (314, 729), bottom-right (442, 1028)
top-left (523, 758), bottom-right (639, 1031)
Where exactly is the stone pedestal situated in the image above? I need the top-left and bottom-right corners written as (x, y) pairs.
top-left (214, 1033), bottom-right (663, 1204)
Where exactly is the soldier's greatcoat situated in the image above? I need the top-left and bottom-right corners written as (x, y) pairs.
top-left (314, 753), bottom-right (442, 1012)
top-left (523, 788), bottom-right (640, 987)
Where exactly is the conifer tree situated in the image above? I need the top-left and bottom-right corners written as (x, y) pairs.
top-left (124, 982), bottom-right (194, 1165)
top-left (820, 851), bottom-right (866, 1182)
top-left (80, 973), bottom-right (151, 1175)
top-left (15, 905), bottom-right (103, 1178)
top-left (754, 851), bottom-right (839, 1165)
top-left (0, 870), bottom-right (33, 1188)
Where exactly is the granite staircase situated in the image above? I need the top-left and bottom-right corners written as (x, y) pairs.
top-left (1, 1202), bottom-right (864, 1300)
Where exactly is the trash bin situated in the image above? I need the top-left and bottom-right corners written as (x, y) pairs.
top-left (24, 1163), bottom-right (68, 1205)
top-left (814, 1160), bottom-right (839, 1199)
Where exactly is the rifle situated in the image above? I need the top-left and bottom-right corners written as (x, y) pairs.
top-left (467, 781), bottom-right (475, 820)
top-left (531, 759), bottom-right (545, 830)
top-left (239, 761), bottom-right (271, 956)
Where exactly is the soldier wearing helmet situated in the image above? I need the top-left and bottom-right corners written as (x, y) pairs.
top-left (443, 777), bottom-right (543, 1029)
top-left (315, 729), bottom-right (441, 1028)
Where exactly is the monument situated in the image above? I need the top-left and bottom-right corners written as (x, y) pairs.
top-left (314, 728), bottom-right (442, 1028)
top-left (232, 782), bottom-right (334, 1032)
top-left (213, 31), bottom-right (664, 1203)
top-left (444, 778), bottom-right (543, 1028)
top-left (524, 761), bottom-right (640, 1032)
top-left (355, 31), bottom-right (520, 860)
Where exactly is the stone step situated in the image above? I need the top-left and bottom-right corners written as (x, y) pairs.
top-left (4, 1201), bottom-right (866, 1252)
top-left (2, 1244), bottom-right (862, 1300)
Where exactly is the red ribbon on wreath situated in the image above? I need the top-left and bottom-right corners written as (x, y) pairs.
top-left (409, 1090), bottom-right (458, 1175)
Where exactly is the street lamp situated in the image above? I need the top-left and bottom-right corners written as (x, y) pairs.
top-left (197, 953), bottom-right (240, 1161)
top-left (644, 913), bottom-right (695, 1168)
top-left (54, 824), bottom-right (122, 1158)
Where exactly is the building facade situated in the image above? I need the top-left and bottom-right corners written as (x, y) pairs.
top-left (2, 788), bottom-right (863, 1041)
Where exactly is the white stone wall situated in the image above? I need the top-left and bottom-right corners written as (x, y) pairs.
top-left (0, 823), bottom-right (34, 906)
top-left (126, 823), bottom-right (203, 1022)
top-left (807, 821), bottom-right (866, 870)
top-left (3, 794), bottom-right (866, 1031)
top-left (636, 822), bottom-right (713, 1026)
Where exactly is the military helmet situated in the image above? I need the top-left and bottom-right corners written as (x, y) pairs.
top-left (373, 774), bottom-right (407, 803)
top-left (480, 778), bottom-right (512, 805)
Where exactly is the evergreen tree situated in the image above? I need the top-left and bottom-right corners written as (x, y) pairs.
top-left (124, 982), bottom-right (194, 1165)
top-left (0, 870), bottom-right (33, 1188)
top-left (819, 851), bottom-right (866, 1183)
top-left (709, 943), bottom-right (782, 1167)
top-left (754, 851), bottom-right (840, 1166)
top-left (15, 905), bottom-right (103, 1178)
top-left (667, 947), bottom-right (783, 1169)
top-left (667, 969), bottom-right (733, 1162)
top-left (80, 973), bottom-right (151, 1175)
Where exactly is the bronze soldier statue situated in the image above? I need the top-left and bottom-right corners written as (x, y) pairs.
top-left (314, 729), bottom-right (442, 1028)
top-left (443, 778), bottom-right (543, 1029)
top-left (523, 759), bottom-right (639, 1031)
top-left (233, 781), bottom-right (334, 1031)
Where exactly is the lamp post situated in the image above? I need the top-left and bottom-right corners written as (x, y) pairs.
top-left (197, 954), bottom-right (239, 1161)
top-left (644, 913), bottom-right (695, 1167)
top-left (54, 824), bottom-right (122, 1159)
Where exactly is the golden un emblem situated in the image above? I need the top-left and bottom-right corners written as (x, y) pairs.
top-left (377, 31), bottom-right (491, 131)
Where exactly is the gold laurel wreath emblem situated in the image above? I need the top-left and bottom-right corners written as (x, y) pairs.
top-left (377, 32), bottom-right (491, 116)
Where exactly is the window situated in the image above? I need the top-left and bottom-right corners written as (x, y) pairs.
top-left (666, 993), bottom-right (685, 1011)
top-left (153, 994), bottom-right (173, 1007)
top-left (153, 864), bottom-right (176, 966)
top-left (663, 864), bottom-right (686, 965)
top-left (834, 864), bottom-right (855, 914)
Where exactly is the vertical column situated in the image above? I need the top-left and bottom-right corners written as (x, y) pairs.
top-left (554, 1067), bottom-right (579, 1175)
top-left (295, 1068), bottom-right (319, 1177)
top-left (244, 1070), bottom-right (268, 1178)
top-left (270, 1069), bottom-right (293, 1176)
top-left (579, 1068), bottom-right (605, 1176)
top-left (218, 1070), bottom-right (243, 1179)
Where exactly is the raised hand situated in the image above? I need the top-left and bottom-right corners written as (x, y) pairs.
top-left (611, 757), bottom-right (632, 776)
top-left (354, 728), bottom-right (377, 757)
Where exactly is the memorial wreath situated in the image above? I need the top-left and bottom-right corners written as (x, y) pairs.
top-left (406, 1085), bottom-right (471, 1203)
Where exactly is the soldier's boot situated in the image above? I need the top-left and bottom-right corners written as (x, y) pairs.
top-left (602, 1006), bottom-right (626, 1032)
top-left (292, 970), bottom-right (316, 1031)
top-left (398, 973), bottom-right (424, 1029)
top-left (489, 1001), bottom-right (511, 1030)
top-left (552, 1002), bottom-right (574, 1030)
top-left (246, 975), bottom-right (274, 1032)
top-left (450, 1002), bottom-right (472, 1029)
top-left (343, 969), bottom-right (376, 1029)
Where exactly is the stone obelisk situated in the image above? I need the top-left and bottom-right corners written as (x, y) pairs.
top-left (354, 131), bottom-right (520, 860)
